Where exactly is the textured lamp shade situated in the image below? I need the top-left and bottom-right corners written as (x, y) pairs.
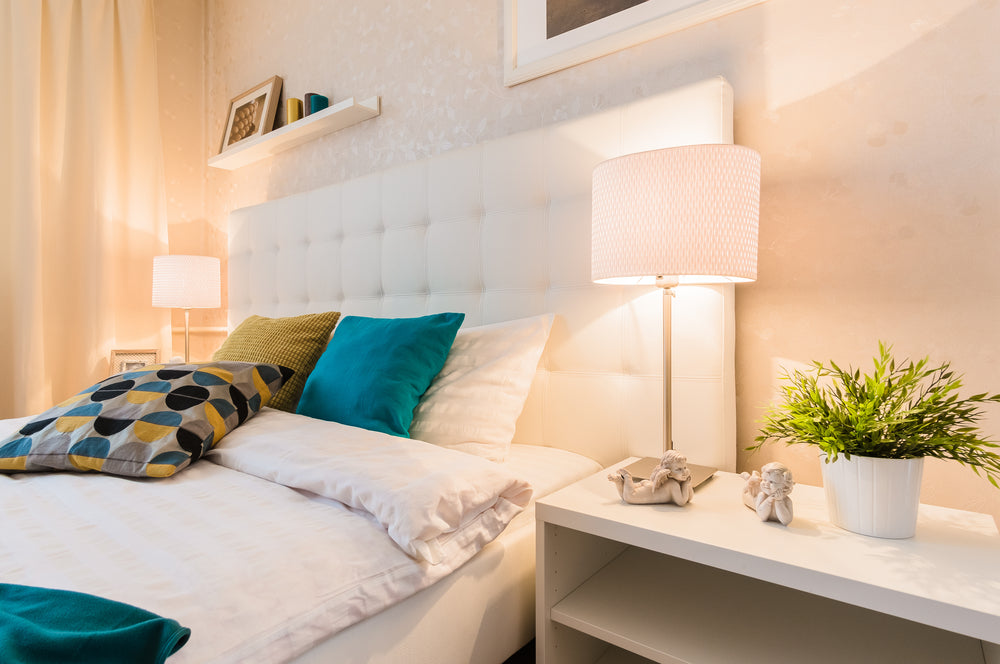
top-left (592, 144), bottom-right (761, 285)
top-left (152, 255), bottom-right (221, 309)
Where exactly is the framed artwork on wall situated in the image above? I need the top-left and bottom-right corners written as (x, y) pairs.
top-left (503, 0), bottom-right (766, 86)
top-left (219, 75), bottom-right (283, 153)
top-left (109, 349), bottom-right (160, 376)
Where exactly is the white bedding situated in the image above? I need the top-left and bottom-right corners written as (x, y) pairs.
top-left (0, 411), bottom-right (600, 663)
top-left (209, 409), bottom-right (532, 564)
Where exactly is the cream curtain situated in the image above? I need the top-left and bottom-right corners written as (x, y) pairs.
top-left (0, 0), bottom-right (170, 417)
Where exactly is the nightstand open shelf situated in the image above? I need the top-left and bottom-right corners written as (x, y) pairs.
top-left (536, 461), bottom-right (1000, 664)
top-left (592, 648), bottom-right (649, 664)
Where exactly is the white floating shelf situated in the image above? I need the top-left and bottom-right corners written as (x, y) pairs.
top-left (208, 95), bottom-right (381, 171)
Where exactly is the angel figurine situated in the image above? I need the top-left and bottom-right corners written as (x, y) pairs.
top-left (608, 450), bottom-right (694, 506)
top-left (741, 462), bottom-right (794, 525)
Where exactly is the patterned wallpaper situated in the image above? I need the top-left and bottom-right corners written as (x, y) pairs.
top-left (162, 0), bottom-right (1000, 521)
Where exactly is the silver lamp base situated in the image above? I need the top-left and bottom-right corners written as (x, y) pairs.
top-left (621, 456), bottom-right (717, 489)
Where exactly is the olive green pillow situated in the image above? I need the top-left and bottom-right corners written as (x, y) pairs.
top-left (212, 311), bottom-right (341, 412)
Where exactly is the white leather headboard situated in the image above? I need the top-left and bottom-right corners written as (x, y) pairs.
top-left (229, 76), bottom-right (737, 469)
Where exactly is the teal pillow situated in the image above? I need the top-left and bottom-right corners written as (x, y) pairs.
top-left (297, 313), bottom-right (465, 436)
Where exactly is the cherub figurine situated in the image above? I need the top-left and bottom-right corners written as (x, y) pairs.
top-left (741, 462), bottom-right (794, 525)
top-left (608, 450), bottom-right (694, 506)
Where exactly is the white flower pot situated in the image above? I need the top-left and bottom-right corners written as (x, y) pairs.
top-left (820, 454), bottom-right (924, 539)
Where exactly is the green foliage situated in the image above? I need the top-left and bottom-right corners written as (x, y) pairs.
top-left (748, 342), bottom-right (1000, 488)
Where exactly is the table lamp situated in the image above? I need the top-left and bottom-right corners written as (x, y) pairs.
top-left (152, 255), bottom-right (222, 363)
top-left (592, 143), bottom-right (761, 486)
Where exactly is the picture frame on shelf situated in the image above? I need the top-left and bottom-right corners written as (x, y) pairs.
top-left (504, 0), bottom-right (766, 86)
top-left (109, 349), bottom-right (160, 376)
top-left (219, 75), bottom-right (283, 153)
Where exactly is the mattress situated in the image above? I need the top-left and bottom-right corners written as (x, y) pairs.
top-left (0, 412), bottom-right (600, 663)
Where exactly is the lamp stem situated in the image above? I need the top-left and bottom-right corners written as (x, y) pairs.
top-left (654, 282), bottom-right (718, 487)
top-left (661, 285), bottom-right (674, 454)
top-left (619, 277), bottom-right (721, 486)
top-left (183, 308), bottom-right (191, 363)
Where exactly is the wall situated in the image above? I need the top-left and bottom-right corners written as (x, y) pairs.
top-left (184, 0), bottom-right (999, 522)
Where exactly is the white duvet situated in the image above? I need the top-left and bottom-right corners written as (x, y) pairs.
top-left (209, 409), bottom-right (533, 564)
top-left (0, 409), bottom-right (533, 663)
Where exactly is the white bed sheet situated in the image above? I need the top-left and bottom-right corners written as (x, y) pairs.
top-left (502, 443), bottom-right (603, 529)
top-left (0, 414), bottom-right (600, 663)
top-left (291, 443), bottom-right (602, 664)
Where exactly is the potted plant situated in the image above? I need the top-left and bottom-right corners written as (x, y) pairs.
top-left (748, 343), bottom-right (1000, 538)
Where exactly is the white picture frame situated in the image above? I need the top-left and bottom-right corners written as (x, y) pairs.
top-left (109, 349), bottom-right (160, 376)
top-left (504, 0), bottom-right (766, 86)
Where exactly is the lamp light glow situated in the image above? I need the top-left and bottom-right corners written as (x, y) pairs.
top-left (152, 255), bottom-right (221, 362)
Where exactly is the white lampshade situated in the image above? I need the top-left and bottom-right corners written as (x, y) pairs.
top-left (152, 255), bottom-right (221, 309)
top-left (591, 144), bottom-right (761, 285)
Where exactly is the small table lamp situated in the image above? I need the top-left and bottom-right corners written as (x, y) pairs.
top-left (592, 143), bottom-right (761, 486)
top-left (152, 255), bottom-right (221, 363)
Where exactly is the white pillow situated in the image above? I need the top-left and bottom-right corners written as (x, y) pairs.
top-left (409, 314), bottom-right (554, 461)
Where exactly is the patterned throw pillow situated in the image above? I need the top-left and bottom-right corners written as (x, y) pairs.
top-left (0, 361), bottom-right (291, 478)
top-left (212, 311), bottom-right (341, 412)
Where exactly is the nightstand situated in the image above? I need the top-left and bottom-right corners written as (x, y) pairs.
top-left (536, 459), bottom-right (1000, 664)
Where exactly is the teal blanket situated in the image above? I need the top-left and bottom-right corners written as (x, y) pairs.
top-left (0, 584), bottom-right (190, 664)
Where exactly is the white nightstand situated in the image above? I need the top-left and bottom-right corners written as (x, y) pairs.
top-left (536, 459), bottom-right (1000, 664)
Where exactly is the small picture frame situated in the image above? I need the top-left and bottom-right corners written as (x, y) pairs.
top-left (219, 75), bottom-right (283, 153)
top-left (110, 349), bottom-right (160, 376)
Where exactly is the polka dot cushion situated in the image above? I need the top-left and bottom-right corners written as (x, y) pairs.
top-left (0, 361), bottom-right (292, 478)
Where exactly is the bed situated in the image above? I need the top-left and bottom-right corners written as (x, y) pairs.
top-left (0, 76), bottom-right (738, 663)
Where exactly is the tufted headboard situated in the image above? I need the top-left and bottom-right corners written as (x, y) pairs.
top-left (229, 76), bottom-right (738, 469)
